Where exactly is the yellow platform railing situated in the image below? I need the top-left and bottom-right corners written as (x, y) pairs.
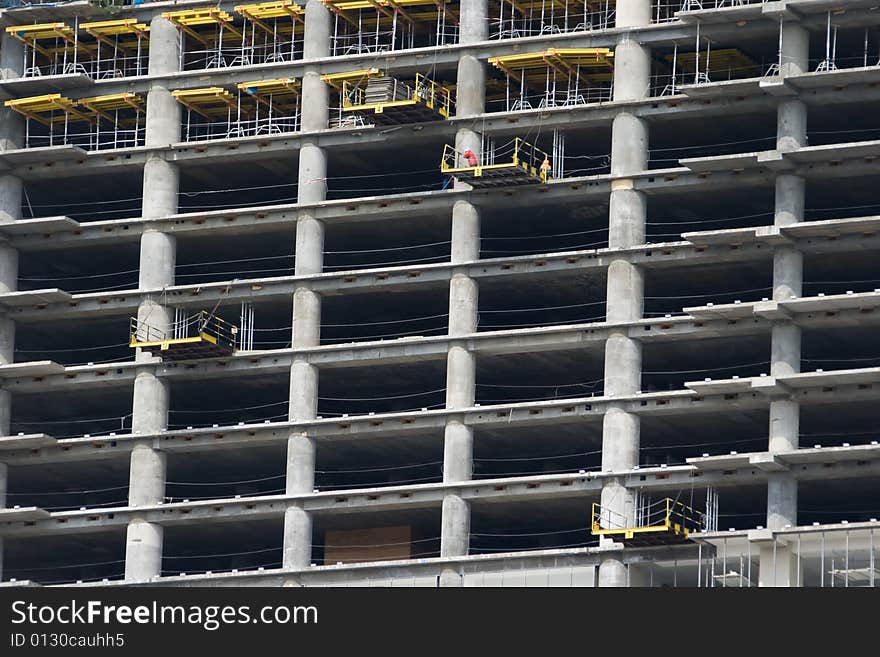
top-left (440, 138), bottom-right (552, 182)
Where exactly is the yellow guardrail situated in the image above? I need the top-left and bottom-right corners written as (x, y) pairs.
top-left (440, 138), bottom-right (552, 182)
top-left (591, 498), bottom-right (705, 538)
top-left (341, 73), bottom-right (452, 118)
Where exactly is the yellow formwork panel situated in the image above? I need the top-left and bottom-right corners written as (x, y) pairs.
top-left (238, 78), bottom-right (300, 112)
top-left (320, 67), bottom-right (381, 90)
top-left (490, 47), bottom-right (614, 84)
top-left (172, 87), bottom-right (238, 118)
top-left (492, 0), bottom-right (614, 12)
top-left (162, 8), bottom-right (237, 25)
top-left (80, 19), bottom-right (150, 38)
top-left (323, 0), bottom-right (454, 24)
top-left (235, 1), bottom-right (304, 20)
top-left (4, 93), bottom-right (93, 125)
top-left (5, 22), bottom-right (77, 43)
top-left (237, 78), bottom-right (300, 96)
top-left (162, 9), bottom-right (243, 43)
top-left (79, 92), bottom-right (144, 112)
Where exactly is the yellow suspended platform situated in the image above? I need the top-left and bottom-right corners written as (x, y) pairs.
top-left (323, 69), bottom-right (452, 125)
top-left (441, 138), bottom-right (551, 189)
top-left (130, 312), bottom-right (238, 362)
top-left (591, 498), bottom-right (705, 546)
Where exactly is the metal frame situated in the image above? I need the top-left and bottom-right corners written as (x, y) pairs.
top-left (173, 78), bottom-right (302, 142)
top-left (324, 0), bottom-right (457, 56)
top-left (441, 137), bottom-right (553, 188)
top-left (489, 0), bottom-right (615, 40)
top-left (489, 47), bottom-right (614, 111)
top-left (4, 92), bottom-right (145, 150)
top-left (130, 310), bottom-right (238, 361)
top-left (591, 497), bottom-right (706, 545)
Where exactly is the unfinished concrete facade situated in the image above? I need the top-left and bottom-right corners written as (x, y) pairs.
top-left (0, 0), bottom-right (879, 588)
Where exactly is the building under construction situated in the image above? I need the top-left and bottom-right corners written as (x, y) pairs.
top-left (0, 0), bottom-right (878, 588)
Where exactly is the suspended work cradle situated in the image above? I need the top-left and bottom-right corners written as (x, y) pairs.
top-left (323, 0), bottom-right (457, 55)
top-left (441, 137), bottom-right (552, 188)
top-left (591, 497), bottom-right (707, 546)
top-left (489, 47), bottom-right (614, 110)
top-left (4, 92), bottom-right (145, 150)
top-left (322, 68), bottom-right (453, 126)
top-left (172, 78), bottom-right (301, 141)
top-left (130, 311), bottom-right (239, 362)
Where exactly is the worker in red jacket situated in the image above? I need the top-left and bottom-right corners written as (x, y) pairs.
top-left (462, 148), bottom-right (478, 167)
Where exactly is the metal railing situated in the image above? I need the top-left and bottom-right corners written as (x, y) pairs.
top-left (441, 137), bottom-right (552, 182)
top-left (130, 311), bottom-right (238, 350)
top-left (591, 498), bottom-right (706, 535)
top-left (342, 73), bottom-right (452, 118)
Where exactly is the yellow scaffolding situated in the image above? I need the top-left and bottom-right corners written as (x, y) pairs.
top-left (329, 70), bottom-right (453, 126)
top-left (173, 87), bottom-right (237, 120)
top-left (489, 0), bottom-right (615, 39)
top-left (234, 2), bottom-right (305, 64)
top-left (130, 311), bottom-right (238, 362)
top-left (80, 19), bottom-right (150, 79)
top-left (5, 92), bottom-right (145, 150)
top-left (237, 78), bottom-right (302, 135)
top-left (323, 0), bottom-right (457, 55)
top-left (174, 80), bottom-right (302, 141)
top-left (489, 47), bottom-right (614, 110)
top-left (235, 1), bottom-right (304, 24)
top-left (440, 137), bottom-right (552, 188)
top-left (4, 93), bottom-right (91, 126)
top-left (4, 22), bottom-right (89, 77)
top-left (163, 9), bottom-right (243, 69)
top-left (590, 498), bottom-right (706, 546)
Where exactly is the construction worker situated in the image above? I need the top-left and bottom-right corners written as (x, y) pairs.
top-left (462, 148), bottom-right (478, 167)
top-left (540, 156), bottom-right (551, 178)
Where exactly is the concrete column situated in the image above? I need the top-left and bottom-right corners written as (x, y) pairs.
top-left (284, 0), bottom-right (331, 574)
top-left (438, 3), bottom-right (488, 587)
top-left (124, 520), bottom-right (164, 582)
top-left (128, 442), bottom-right (166, 507)
top-left (764, 21), bottom-right (808, 542)
top-left (282, 505), bottom-right (312, 570)
top-left (0, 33), bottom-right (23, 582)
top-left (125, 440), bottom-right (166, 582)
top-left (0, 461), bottom-right (5, 578)
top-left (757, 542), bottom-right (800, 587)
top-left (780, 22), bottom-right (810, 78)
top-left (125, 15), bottom-right (180, 584)
top-left (598, 0), bottom-right (651, 587)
